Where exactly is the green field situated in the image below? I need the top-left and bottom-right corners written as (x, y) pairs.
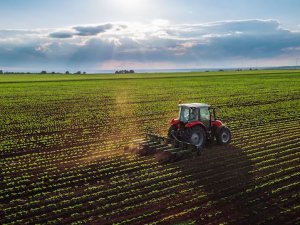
top-left (1, 70), bottom-right (300, 224)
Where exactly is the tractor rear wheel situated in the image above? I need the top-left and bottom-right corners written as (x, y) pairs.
top-left (216, 127), bottom-right (231, 145)
top-left (189, 126), bottom-right (206, 150)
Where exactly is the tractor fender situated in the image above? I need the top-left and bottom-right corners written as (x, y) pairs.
top-left (171, 118), bottom-right (180, 126)
top-left (211, 119), bottom-right (223, 128)
top-left (215, 125), bottom-right (227, 136)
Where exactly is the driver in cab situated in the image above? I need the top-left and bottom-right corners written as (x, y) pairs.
top-left (190, 108), bottom-right (198, 121)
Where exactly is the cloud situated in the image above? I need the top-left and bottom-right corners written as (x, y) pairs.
top-left (192, 20), bottom-right (300, 59)
top-left (0, 19), bottom-right (300, 71)
top-left (49, 31), bottom-right (73, 38)
top-left (0, 41), bottom-right (47, 66)
top-left (73, 24), bottom-right (113, 36)
top-left (48, 23), bottom-right (115, 39)
top-left (69, 38), bottom-right (116, 63)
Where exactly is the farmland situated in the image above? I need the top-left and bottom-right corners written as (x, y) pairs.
top-left (0, 70), bottom-right (300, 224)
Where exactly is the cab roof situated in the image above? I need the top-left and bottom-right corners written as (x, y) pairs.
top-left (178, 103), bottom-right (211, 108)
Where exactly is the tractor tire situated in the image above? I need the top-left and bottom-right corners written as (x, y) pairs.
top-left (216, 126), bottom-right (231, 145)
top-left (168, 125), bottom-right (177, 139)
top-left (189, 126), bottom-right (206, 150)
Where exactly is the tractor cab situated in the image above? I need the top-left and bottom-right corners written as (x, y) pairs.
top-left (178, 103), bottom-right (215, 128)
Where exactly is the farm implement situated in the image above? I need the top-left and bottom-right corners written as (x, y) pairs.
top-left (136, 103), bottom-right (232, 162)
top-left (138, 132), bottom-right (199, 162)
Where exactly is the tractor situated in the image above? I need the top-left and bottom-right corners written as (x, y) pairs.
top-left (138, 103), bottom-right (231, 161)
top-left (168, 103), bottom-right (231, 148)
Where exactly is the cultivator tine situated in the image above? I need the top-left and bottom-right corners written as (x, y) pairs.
top-left (142, 132), bottom-right (200, 161)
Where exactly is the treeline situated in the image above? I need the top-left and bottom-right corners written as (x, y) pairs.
top-left (41, 71), bottom-right (86, 74)
top-left (0, 70), bottom-right (37, 74)
top-left (1, 70), bottom-right (136, 74)
top-left (0, 70), bottom-right (87, 74)
top-left (115, 70), bottom-right (135, 74)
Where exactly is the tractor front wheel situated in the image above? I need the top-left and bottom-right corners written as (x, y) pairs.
top-left (189, 126), bottom-right (206, 150)
top-left (216, 127), bottom-right (231, 145)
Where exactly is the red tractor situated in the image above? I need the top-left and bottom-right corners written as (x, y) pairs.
top-left (168, 103), bottom-right (231, 149)
top-left (140, 103), bottom-right (231, 161)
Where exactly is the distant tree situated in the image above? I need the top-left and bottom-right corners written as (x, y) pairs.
top-left (41, 71), bottom-right (47, 74)
top-left (115, 70), bottom-right (135, 74)
top-left (65, 71), bottom-right (70, 74)
top-left (75, 71), bottom-right (81, 74)
top-left (0, 70), bottom-right (3, 74)
top-left (83, 72), bottom-right (86, 74)
top-left (51, 72), bottom-right (55, 74)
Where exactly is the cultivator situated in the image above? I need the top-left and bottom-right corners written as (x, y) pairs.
top-left (138, 132), bottom-right (200, 162)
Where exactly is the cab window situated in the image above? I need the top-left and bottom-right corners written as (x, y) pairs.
top-left (189, 108), bottom-right (199, 122)
top-left (200, 108), bottom-right (210, 127)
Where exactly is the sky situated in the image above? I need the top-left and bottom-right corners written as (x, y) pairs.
top-left (0, 0), bottom-right (300, 72)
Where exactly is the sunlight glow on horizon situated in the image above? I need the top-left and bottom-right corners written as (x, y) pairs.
top-left (105, 0), bottom-right (151, 16)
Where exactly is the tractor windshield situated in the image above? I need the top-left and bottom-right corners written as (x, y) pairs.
top-left (179, 107), bottom-right (198, 123)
